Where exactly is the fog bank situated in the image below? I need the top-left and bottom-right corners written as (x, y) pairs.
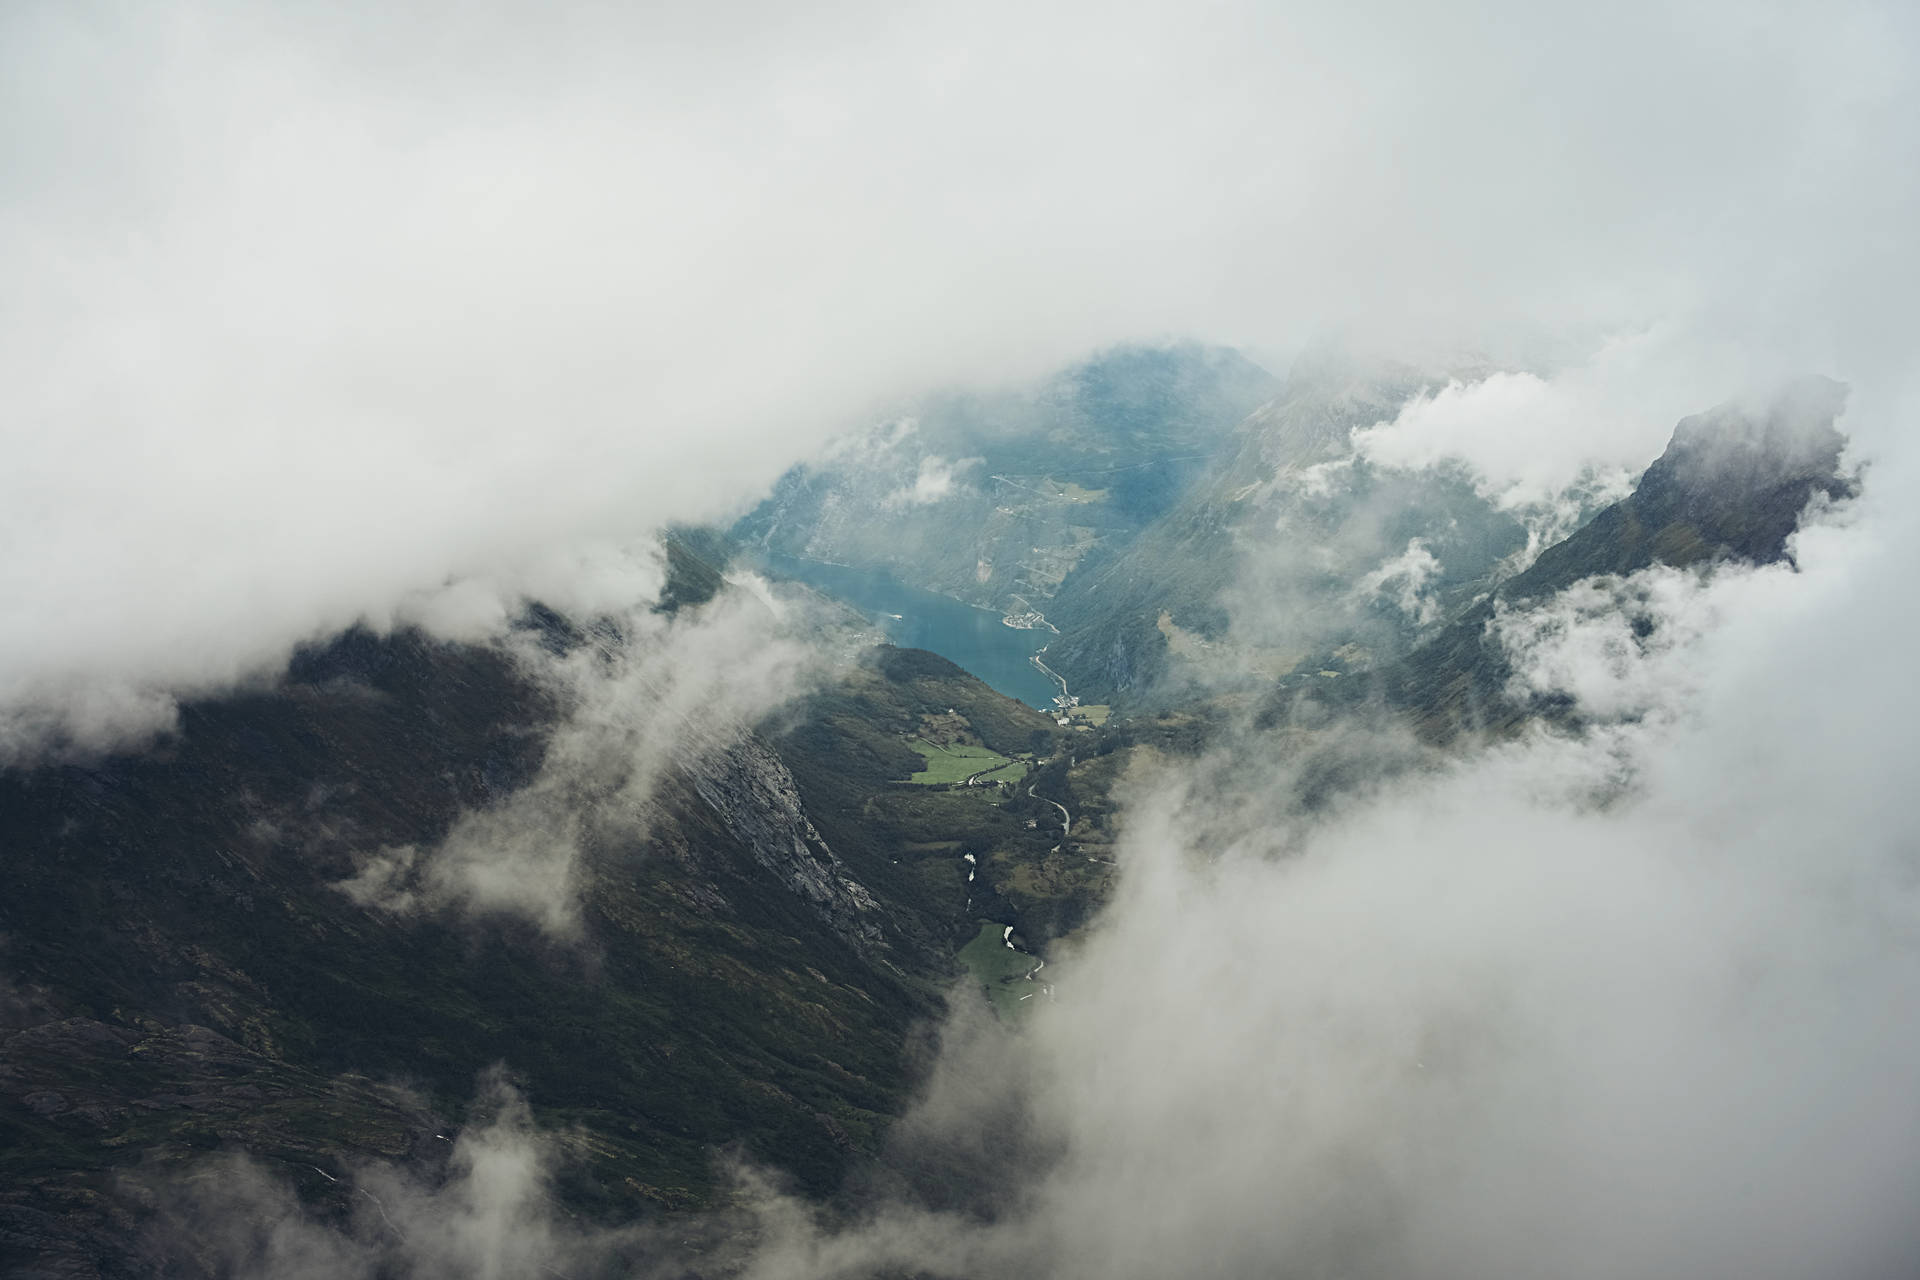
top-left (5, 0), bottom-right (1916, 757)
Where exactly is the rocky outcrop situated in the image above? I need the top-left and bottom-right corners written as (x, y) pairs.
top-left (690, 733), bottom-right (886, 953)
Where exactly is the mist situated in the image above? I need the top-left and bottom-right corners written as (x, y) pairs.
top-left (161, 470), bottom-right (1920, 1278)
top-left (8, 0), bottom-right (1920, 1275)
top-left (5, 0), bottom-right (1916, 756)
top-left (712, 454), bottom-right (1920, 1279)
top-left (336, 580), bottom-right (843, 938)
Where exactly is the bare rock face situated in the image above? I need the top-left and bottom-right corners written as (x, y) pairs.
top-left (690, 734), bottom-right (885, 953)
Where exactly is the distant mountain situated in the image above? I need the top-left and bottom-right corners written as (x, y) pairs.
top-left (736, 341), bottom-right (1551, 711)
top-left (1042, 348), bottom-right (1532, 704)
top-left (732, 343), bottom-right (1280, 614)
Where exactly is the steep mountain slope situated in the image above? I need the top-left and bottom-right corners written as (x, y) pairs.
top-left (1380, 376), bottom-right (1855, 739)
top-left (770, 646), bottom-right (1101, 948)
top-left (0, 585), bottom-right (1069, 1274)
top-left (733, 344), bottom-right (1279, 614)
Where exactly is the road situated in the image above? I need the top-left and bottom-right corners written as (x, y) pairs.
top-left (1028, 782), bottom-right (1071, 842)
top-left (1031, 650), bottom-right (1070, 703)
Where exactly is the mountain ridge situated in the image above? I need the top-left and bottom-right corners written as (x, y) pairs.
top-left (1377, 376), bottom-right (1855, 739)
top-left (0, 581), bottom-right (1073, 1273)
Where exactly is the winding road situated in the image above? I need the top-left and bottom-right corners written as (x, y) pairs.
top-left (1028, 782), bottom-right (1071, 845)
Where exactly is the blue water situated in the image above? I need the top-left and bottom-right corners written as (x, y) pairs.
top-left (754, 554), bottom-right (1060, 709)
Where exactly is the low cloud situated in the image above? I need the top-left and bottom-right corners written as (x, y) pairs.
top-left (883, 454), bottom-right (983, 508)
top-left (339, 580), bottom-right (838, 938)
top-left (4, 0), bottom-right (1913, 764)
top-left (146, 468), bottom-right (1920, 1276)
top-left (0, 539), bottom-right (678, 766)
top-left (714, 463), bottom-right (1920, 1278)
top-left (151, 1071), bottom-right (661, 1279)
top-left (1355, 536), bottom-right (1445, 627)
top-left (1348, 329), bottom-right (1759, 573)
top-left (1490, 562), bottom-right (1736, 723)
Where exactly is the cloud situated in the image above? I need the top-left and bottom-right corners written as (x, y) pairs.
top-left (339, 580), bottom-right (839, 938)
top-left (703, 463), bottom-right (1920, 1279)
top-left (1346, 328), bottom-right (1786, 572)
top-left (5, 0), bottom-right (1920, 1271)
top-left (1352, 338), bottom-right (1678, 510)
top-left (1490, 562), bottom-right (1734, 723)
top-left (1355, 537), bottom-right (1445, 627)
top-left (150, 1070), bottom-right (656, 1279)
top-left (884, 454), bottom-right (983, 508)
top-left (3, 0), bottom-right (1916, 761)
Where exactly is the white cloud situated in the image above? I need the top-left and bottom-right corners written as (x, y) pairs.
top-left (5, 2), bottom-right (1920, 1267)
top-left (1, 0), bottom-right (1915, 761)
top-left (884, 454), bottom-right (982, 508)
top-left (1355, 537), bottom-right (1445, 627)
top-left (140, 420), bottom-right (1920, 1280)
top-left (705, 470), bottom-right (1920, 1279)
top-left (340, 581), bottom-right (837, 937)
top-left (1355, 357), bottom-right (1629, 504)
top-left (156, 1071), bottom-right (615, 1279)
top-left (1490, 563), bottom-right (1736, 723)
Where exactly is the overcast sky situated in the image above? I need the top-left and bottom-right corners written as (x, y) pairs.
top-left (4, 0), bottom-right (1916, 757)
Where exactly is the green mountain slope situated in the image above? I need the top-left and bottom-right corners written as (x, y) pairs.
top-left (0, 602), bottom-right (1076, 1271)
top-left (770, 646), bottom-right (1107, 948)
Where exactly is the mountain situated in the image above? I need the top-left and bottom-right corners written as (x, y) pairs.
top-left (1378, 376), bottom-right (1855, 739)
top-left (733, 344), bottom-right (1280, 614)
top-left (774, 645), bottom-right (1109, 947)
top-left (1041, 348), bottom-right (1533, 704)
top-left (737, 341), bottom-right (1549, 711)
top-left (0, 564), bottom-right (1073, 1274)
top-left (0, 373), bottom-right (1860, 1277)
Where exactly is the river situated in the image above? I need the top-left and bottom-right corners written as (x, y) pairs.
top-left (750, 553), bottom-right (1062, 709)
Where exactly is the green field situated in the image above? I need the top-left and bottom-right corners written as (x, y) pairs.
top-left (907, 739), bottom-right (1021, 785)
top-left (957, 920), bottom-right (1046, 1018)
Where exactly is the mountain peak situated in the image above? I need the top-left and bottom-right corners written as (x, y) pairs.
top-left (1384, 376), bottom-right (1855, 740)
top-left (1650, 374), bottom-right (1849, 503)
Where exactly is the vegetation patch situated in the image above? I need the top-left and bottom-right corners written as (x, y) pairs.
top-left (907, 739), bottom-right (1018, 786)
top-left (956, 920), bottom-right (1045, 1018)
